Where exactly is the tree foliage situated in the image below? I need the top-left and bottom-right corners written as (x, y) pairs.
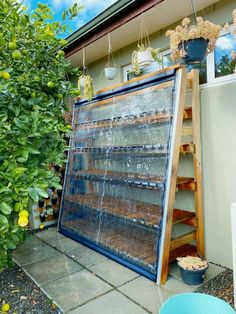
top-left (0, 0), bottom-right (81, 271)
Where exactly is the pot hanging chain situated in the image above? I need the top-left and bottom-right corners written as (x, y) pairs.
top-left (138, 12), bottom-right (151, 48)
top-left (107, 33), bottom-right (116, 67)
top-left (190, 0), bottom-right (197, 24)
top-left (82, 47), bottom-right (90, 75)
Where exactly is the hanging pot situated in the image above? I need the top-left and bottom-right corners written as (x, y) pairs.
top-left (79, 77), bottom-right (85, 88)
top-left (104, 67), bottom-right (118, 80)
top-left (180, 38), bottom-right (208, 64)
top-left (137, 49), bottom-right (154, 67)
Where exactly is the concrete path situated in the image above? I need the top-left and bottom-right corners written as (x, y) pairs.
top-left (13, 228), bottom-right (225, 313)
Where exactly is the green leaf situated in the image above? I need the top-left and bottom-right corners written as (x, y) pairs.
top-left (28, 188), bottom-right (39, 203)
top-left (0, 187), bottom-right (11, 194)
top-left (35, 187), bottom-right (48, 198)
top-left (0, 214), bottom-right (8, 225)
top-left (28, 147), bottom-right (40, 154)
top-left (7, 241), bottom-right (16, 250)
top-left (17, 157), bottom-right (28, 163)
top-left (51, 182), bottom-right (62, 190)
top-left (1, 202), bottom-right (12, 215)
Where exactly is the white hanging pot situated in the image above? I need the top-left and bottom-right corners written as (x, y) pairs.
top-left (104, 67), bottom-right (118, 80)
top-left (79, 77), bottom-right (85, 88)
top-left (137, 49), bottom-right (154, 67)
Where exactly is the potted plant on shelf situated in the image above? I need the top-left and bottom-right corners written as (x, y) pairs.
top-left (177, 255), bottom-right (208, 285)
top-left (104, 33), bottom-right (118, 80)
top-left (166, 16), bottom-right (221, 64)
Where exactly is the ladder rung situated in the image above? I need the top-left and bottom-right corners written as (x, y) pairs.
top-left (187, 76), bottom-right (192, 89)
top-left (173, 209), bottom-right (196, 226)
top-left (182, 127), bottom-right (193, 136)
top-left (169, 244), bottom-right (197, 263)
top-left (170, 231), bottom-right (196, 251)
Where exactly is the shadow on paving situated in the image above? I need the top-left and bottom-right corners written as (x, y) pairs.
top-left (0, 265), bottom-right (62, 314)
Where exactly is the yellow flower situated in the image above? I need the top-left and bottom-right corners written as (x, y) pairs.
top-left (39, 224), bottom-right (44, 230)
top-left (19, 210), bottom-right (29, 218)
top-left (18, 216), bottom-right (28, 227)
top-left (2, 303), bottom-right (10, 312)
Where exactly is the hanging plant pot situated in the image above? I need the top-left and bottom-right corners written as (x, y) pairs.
top-left (104, 67), bottom-right (118, 80)
top-left (180, 38), bottom-right (208, 64)
top-left (137, 49), bottom-right (154, 67)
top-left (79, 76), bottom-right (85, 88)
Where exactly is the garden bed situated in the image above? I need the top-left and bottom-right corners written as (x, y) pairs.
top-left (195, 268), bottom-right (234, 307)
top-left (0, 265), bottom-right (61, 314)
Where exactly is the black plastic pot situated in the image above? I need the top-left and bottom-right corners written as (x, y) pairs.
top-left (38, 200), bottom-right (45, 208)
top-left (180, 38), bottom-right (208, 64)
top-left (40, 214), bottom-right (46, 222)
top-left (53, 211), bottom-right (59, 219)
top-left (51, 197), bottom-right (57, 205)
top-left (179, 265), bottom-right (208, 285)
top-left (57, 190), bottom-right (62, 197)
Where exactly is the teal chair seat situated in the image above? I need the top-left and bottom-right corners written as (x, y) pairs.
top-left (160, 293), bottom-right (235, 314)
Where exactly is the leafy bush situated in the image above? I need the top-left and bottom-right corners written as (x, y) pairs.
top-left (0, 0), bottom-right (81, 271)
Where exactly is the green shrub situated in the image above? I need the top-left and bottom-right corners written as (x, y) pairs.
top-left (0, 0), bottom-right (81, 271)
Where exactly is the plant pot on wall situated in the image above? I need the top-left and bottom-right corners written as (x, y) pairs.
top-left (180, 38), bottom-right (208, 64)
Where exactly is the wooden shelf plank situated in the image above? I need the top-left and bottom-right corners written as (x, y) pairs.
top-left (170, 231), bottom-right (196, 251)
top-left (169, 244), bottom-right (197, 263)
top-left (183, 107), bottom-right (192, 120)
top-left (180, 143), bottom-right (195, 154)
top-left (73, 143), bottom-right (168, 156)
top-left (76, 110), bottom-right (172, 130)
top-left (176, 177), bottom-right (196, 191)
top-left (65, 193), bottom-right (162, 229)
top-left (73, 169), bottom-right (195, 192)
top-left (62, 215), bottom-right (157, 273)
top-left (173, 209), bottom-right (195, 225)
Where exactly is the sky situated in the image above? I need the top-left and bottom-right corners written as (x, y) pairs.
top-left (24, 0), bottom-right (117, 37)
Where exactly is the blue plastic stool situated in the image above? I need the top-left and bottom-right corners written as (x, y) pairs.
top-left (160, 293), bottom-right (235, 314)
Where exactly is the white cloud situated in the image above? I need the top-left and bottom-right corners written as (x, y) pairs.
top-left (51, 0), bottom-right (117, 12)
top-left (216, 36), bottom-right (234, 50)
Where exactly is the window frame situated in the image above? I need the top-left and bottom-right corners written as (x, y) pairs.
top-left (206, 26), bottom-right (236, 86)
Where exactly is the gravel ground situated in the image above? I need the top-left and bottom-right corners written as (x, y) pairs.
top-left (195, 268), bottom-right (234, 307)
top-left (0, 265), bottom-right (62, 314)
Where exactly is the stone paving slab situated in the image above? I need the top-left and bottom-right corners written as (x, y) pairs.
top-left (35, 227), bottom-right (65, 243)
top-left (163, 277), bottom-right (195, 294)
top-left (13, 242), bottom-right (60, 266)
top-left (67, 290), bottom-right (149, 314)
top-left (118, 276), bottom-right (172, 313)
top-left (88, 259), bottom-right (139, 287)
top-left (23, 254), bottom-right (83, 285)
top-left (50, 237), bottom-right (86, 254)
top-left (41, 269), bottom-right (112, 313)
top-left (70, 247), bottom-right (108, 267)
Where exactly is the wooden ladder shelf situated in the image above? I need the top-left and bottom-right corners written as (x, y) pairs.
top-left (159, 69), bottom-right (204, 285)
